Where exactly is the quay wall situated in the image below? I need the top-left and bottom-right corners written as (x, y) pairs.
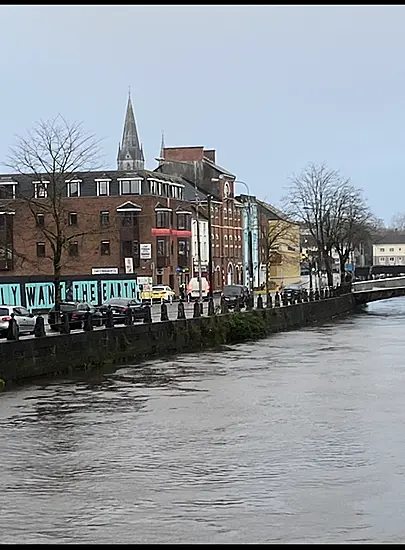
top-left (0, 293), bottom-right (356, 388)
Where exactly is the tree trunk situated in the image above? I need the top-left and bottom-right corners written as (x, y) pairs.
top-left (339, 256), bottom-right (346, 284)
top-left (322, 251), bottom-right (334, 287)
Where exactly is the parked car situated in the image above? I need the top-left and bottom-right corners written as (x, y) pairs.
top-left (98, 297), bottom-right (148, 324)
top-left (0, 305), bottom-right (36, 337)
top-left (48, 301), bottom-right (103, 331)
top-left (283, 284), bottom-right (304, 301)
top-left (187, 277), bottom-right (210, 301)
top-left (221, 284), bottom-right (249, 309)
top-left (150, 285), bottom-right (175, 303)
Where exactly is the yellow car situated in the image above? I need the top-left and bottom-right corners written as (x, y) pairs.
top-left (151, 285), bottom-right (175, 303)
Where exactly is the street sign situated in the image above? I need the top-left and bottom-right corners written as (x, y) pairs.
top-left (140, 244), bottom-right (152, 260)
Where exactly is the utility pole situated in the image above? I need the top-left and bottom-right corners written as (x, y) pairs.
top-left (247, 199), bottom-right (254, 292)
top-left (207, 194), bottom-right (213, 298)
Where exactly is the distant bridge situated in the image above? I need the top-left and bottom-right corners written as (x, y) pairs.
top-left (352, 276), bottom-right (405, 305)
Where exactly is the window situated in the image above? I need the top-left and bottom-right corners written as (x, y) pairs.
top-left (149, 180), bottom-right (157, 194)
top-left (100, 240), bottom-right (110, 255)
top-left (121, 212), bottom-right (138, 227)
top-left (177, 213), bottom-right (191, 230)
top-left (100, 211), bottom-right (110, 226)
top-left (156, 237), bottom-right (169, 267)
top-left (36, 214), bottom-right (45, 227)
top-left (379, 248), bottom-right (385, 252)
top-left (96, 180), bottom-right (110, 196)
top-left (122, 240), bottom-right (132, 257)
top-left (36, 242), bottom-right (45, 258)
top-left (120, 179), bottom-right (140, 195)
top-left (379, 257), bottom-right (385, 264)
top-left (156, 211), bottom-right (170, 228)
top-left (68, 212), bottom-right (78, 226)
top-left (178, 239), bottom-right (190, 267)
top-left (66, 180), bottom-right (81, 197)
top-left (389, 257), bottom-right (395, 262)
top-left (0, 183), bottom-right (15, 199)
top-left (389, 248), bottom-right (395, 252)
top-left (34, 182), bottom-right (48, 199)
top-left (69, 241), bottom-right (79, 256)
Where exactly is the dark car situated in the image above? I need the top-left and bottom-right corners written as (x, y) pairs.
top-left (222, 284), bottom-right (249, 309)
top-left (48, 301), bottom-right (103, 331)
top-left (282, 284), bottom-right (304, 302)
top-left (98, 298), bottom-right (148, 324)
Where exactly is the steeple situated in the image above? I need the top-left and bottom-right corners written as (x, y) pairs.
top-left (117, 89), bottom-right (145, 171)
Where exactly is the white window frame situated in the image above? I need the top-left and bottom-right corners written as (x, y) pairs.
top-left (95, 179), bottom-right (111, 197)
top-left (66, 179), bottom-right (82, 198)
top-left (33, 181), bottom-right (49, 199)
top-left (118, 178), bottom-right (142, 196)
top-left (0, 182), bottom-right (16, 199)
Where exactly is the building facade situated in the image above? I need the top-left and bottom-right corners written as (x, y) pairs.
top-left (155, 146), bottom-right (244, 290)
top-left (191, 215), bottom-right (209, 277)
top-left (0, 170), bottom-right (200, 294)
top-left (372, 234), bottom-right (405, 266)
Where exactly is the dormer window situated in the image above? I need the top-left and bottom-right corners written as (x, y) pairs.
top-left (34, 181), bottom-right (48, 199)
top-left (66, 179), bottom-right (81, 197)
top-left (96, 179), bottom-right (111, 196)
top-left (176, 211), bottom-right (192, 230)
top-left (118, 178), bottom-right (141, 195)
top-left (0, 181), bottom-right (16, 199)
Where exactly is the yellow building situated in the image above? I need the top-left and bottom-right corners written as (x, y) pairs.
top-left (267, 217), bottom-right (301, 290)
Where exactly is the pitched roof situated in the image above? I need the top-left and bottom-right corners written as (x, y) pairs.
top-left (373, 231), bottom-right (405, 245)
top-left (203, 156), bottom-right (235, 177)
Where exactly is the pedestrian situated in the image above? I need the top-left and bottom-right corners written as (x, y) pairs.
top-left (180, 283), bottom-right (185, 301)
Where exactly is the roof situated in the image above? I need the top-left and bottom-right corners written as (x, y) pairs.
top-left (255, 199), bottom-right (298, 224)
top-left (373, 231), bottom-right (405, 245)
top-left (203, 156), bottom-right (235, 178)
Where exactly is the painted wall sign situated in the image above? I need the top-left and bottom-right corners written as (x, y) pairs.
top-left (101, 279), bottom-right (139, 303)
top-left (25, 282), bottom-right (66, 309)
top-left (68, 280), bottom-right (98, 304)
top-left (0, 283), bottom-right (22, 306)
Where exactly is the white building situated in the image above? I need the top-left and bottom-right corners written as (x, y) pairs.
top-left (373, 234), bottom-right (405, 266)
top-left (191, 218), bottom-right (209, 275)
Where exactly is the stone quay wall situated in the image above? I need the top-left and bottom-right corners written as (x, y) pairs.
top-left (0, 293), bottom-right (356, 389)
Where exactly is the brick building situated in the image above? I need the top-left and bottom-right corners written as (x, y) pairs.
top-left (0, 169), bottom-right (203, 294)
top-left (155, 146), bottom-right (244, 290)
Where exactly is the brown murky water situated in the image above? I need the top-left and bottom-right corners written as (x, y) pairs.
top-left (1, 298), bottom-right (405, 543)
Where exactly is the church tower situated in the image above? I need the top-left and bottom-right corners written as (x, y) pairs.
top-left (117, 90), bottom-right (145, 171)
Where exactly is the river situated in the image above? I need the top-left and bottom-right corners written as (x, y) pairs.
top-left (1, 298), bottom-right (405, 544)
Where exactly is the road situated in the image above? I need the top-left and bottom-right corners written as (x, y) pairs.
top-left (4, 294), bottom-right (271, 342)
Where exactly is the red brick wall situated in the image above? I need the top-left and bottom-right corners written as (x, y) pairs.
top-left (163, 147), bottom-right (205, 162)
top-left (2, 195), bottom-right (193, 293)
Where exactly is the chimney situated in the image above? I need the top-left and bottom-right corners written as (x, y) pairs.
top-left (203, 149), bottom-right (216, 163)
top-left (163, 146), bottom-right (204, 162)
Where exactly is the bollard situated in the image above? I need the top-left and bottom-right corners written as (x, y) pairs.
top-left (274, 292), bottom-right (281, 307)
top-left (266, 293), bottom-right (273, 308)
top-left (302, 289), bottom-right (309, 303)
top-left (282, 293), bottom-right (288, 307)
top-left (297, 292), bottom-right (302, 304)
top-left (324, 287), bottom-right (329, 299)
top-left (60, 312), bottom-right (70, 334)
top-left (177, 300), bottom-right (186, 320)
top-left (320, 288), bottom-right (325, 300)
top-left (234, 298), bottom-right (241, 312)
top-left (309, 290), bottom-right (314, 302)
top-left (246, 294), bottom-right (252, 311)
top-left (160, 302), bottom-right (169, 321)
top-left (208, 297), bottom-right (215, 316)
top-left (221, 296), bottom-right (228, 314)
top-left (200, 301), bottom-right (204, 315)
top-left (193, 300), bottom-right (201, 318)
top-left (143, 304), bottom-right (152, 323)
top-left (124, 306), bottom-right (133, 326)
top-left (257, 295), bottom-right (263, 309)
top-left (105, 305), bottom-right (114, 328)
top-left (314, 289), bottom-right (320, 301)
top-left (83, 307), bottom-right (93, 331)
top-left (34, 314), bottom-right (46, 337)
top-left (6, 313), bottom-right (19, 341)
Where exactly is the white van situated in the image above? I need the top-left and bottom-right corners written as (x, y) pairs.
top-left (187, 277), bottom-right (210, 301)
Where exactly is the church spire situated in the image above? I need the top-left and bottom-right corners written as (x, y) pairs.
top-left (117, 90), bottom-right (144, 171)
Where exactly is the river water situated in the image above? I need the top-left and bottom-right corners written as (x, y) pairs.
top-left (1, 298), bottom-right (405, 544)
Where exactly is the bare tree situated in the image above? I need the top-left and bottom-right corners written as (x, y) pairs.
top-left (331, 186), bottom-right (372, 282)
top-left (5, 115), bottom-right (103, 318)
top-left (283, 163), bottom-right (353, 287)
top-left (391, 212), bottom-right (405, 232)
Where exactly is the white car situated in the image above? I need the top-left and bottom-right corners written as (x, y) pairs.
top-left (0, 305), bottom-right (36, 337)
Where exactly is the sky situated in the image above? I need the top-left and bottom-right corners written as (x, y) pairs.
top-left (1, 4), bottom-right (404, 224)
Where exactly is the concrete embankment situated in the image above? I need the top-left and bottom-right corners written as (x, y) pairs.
top-left (0, 293), bottom-right (356, 389)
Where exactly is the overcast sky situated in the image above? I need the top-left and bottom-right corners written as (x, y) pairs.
top-left (1, 5), bottom-right (404, 223)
